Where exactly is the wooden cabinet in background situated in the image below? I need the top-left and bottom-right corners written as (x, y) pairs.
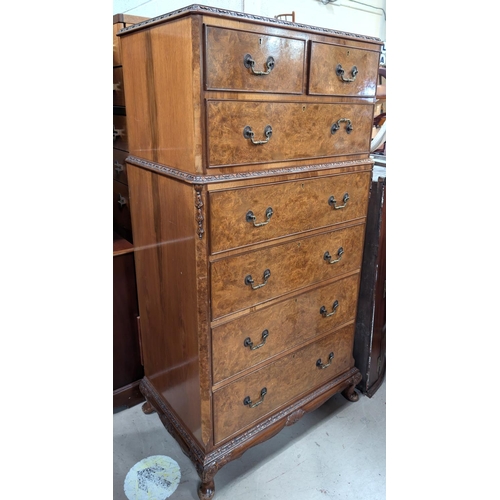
top-left (354, 166), bottom-right (386, 396)
top-left (117, 5), bottom-right (383, 498)
top-left (113, 14), bottom-right (148, 411)
top-left (113, 13), bottom-right (148, 243)
top-left (113, 233), bottom-right (144, 411)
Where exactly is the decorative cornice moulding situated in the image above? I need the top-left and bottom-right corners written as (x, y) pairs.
top-left (117, 4), bottom-right (382, 43)
top-left (126, 155), bottom-right (375, 185)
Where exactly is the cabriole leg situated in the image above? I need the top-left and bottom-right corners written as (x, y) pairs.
top-left (342, 384), bottom-right (360, 402)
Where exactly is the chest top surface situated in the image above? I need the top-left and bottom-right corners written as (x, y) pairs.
top-left (117, 3), bottom-right (383, 45)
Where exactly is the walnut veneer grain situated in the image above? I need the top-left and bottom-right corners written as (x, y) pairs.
top-left (213, 323), bottom-right (355, 443)
top-left (206, 100), bottom-right (374, 167)
top-left (210, 223), bottom-right (366, 319)
top-left (309, 41), bottom-right (380, 97)
top-left (205, 26), bottom-right (306, 93)
top-left (212, 273), bottom-right (360, 384)
top-left (209, 170), bottom-right (371, 253)
top-left (117, 6), bottom-right (381, 498)
top-left (127, 165), bottom-right (204, 444)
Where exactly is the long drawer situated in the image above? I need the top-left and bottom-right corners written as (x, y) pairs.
top-left (204, 26), bottom-right (306, 94)
top-left (209, 170), bottom-right (371, 253)
top-left (206, 100), bottom-right (373, 167)
top-left (210, 223), bottom-right (365, 320)
top-left (212, 273), bottom-right (360, 384)
top-left (213, 323), bottom-right (355, 444)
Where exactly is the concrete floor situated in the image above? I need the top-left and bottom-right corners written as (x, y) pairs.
top-left (114, 379), bottom-right (386, 500)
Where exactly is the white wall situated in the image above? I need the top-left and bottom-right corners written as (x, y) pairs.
top-left (113, 0), bottom-right (386, 41)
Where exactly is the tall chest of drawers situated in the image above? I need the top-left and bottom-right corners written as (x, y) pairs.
top-left (117, 5), bottom-right (382, 499)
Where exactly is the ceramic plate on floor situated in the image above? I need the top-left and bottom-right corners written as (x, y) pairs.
top-left (124, 455), bottom-right (181, 500)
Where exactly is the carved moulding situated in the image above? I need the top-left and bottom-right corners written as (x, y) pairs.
top-left (125, 155), bottom-right (374, 186)
top-left (139, 366), bottom-right (361, 499)
top-left (118, 4), bottom-right (382, 43)
top-left (194, 185), bottom-right (205, 239)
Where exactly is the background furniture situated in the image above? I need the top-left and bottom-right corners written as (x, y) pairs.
top-left (113, 14), bottom-right (148, 411)
top-left (117, 6), bottom-right (382, 498)
top-left (354, 63), bottom-right (386, 397)
top-left (354, 166), bottom-right (386, 396)
top-left (113, 232), bottom-right (144, 410)
top-left (113, 13), bottom-right (148, 243)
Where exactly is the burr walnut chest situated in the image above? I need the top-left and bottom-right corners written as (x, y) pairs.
top-left (117, 5), bottom-right (382, 499)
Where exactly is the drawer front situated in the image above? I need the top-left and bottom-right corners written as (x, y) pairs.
top-left (113, 113), bottom-right (128, 152)
top-left (205, 26), bottom-right (305, 94)
top-left (113, 180), bottom-right (132, 230)
top-left (309, 42), bottom-right (380, 97)
top-left (210, 224), bottom-right (365, 320)
top-left (113, 149), bottom-right (129, 184)
top-left (212, 273), bottom-right (360, 384)
top-left (113, 67), bottom-right (126, 106)
top-left (209, 171), bottom-right (371, 253)
top-left (213, 323), bottom-right (355, 443)
top-left (207, 101), bottom-right (373, 167)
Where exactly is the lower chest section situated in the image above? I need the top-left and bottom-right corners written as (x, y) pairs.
top-left (207, 168), bottom-right (370, 444)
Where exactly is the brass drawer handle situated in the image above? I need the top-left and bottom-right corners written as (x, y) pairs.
top-left (244, 387), bottom-right (267, 408)
top-left (244, 329), bottom-right (269, 350)
top-left (331, 118), bottom-right (353, 135)
top-left (114, 161), bottom-right (124, 174)
top-left (243, 125), bottom-right (273, 145)
top-left (117, 194), bottom-right (127, 208)
top-left (316, 352), bottom-right (334, 369)
top-left (246, 207), bottom-right (273, 227)
top-left (245, 269), bottom-right (271, 290)
top-left (244, 53), bottom-right (275, 75)
top-left (336, 64), bottom-right (358, 82)
top-left (320, 300), bottom-right (339, 318)
top-left (328, 193), bottom-right (350, 210)
top-left (324, 248), bottom-right (344, 264)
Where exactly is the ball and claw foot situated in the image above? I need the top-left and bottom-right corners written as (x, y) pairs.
top-left (142, 401), bottom-right (156, 414)
top-left (342, 384), bottom-right (360, 402)
top-left (198, 478), bottom-right (215, 500)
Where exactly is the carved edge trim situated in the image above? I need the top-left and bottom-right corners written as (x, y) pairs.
top-left (139, 378), bottom-right (206, 467)
top-left (206, 367), bottom-right (360, 465)
top-left (117, 4), bottom-right (382, 43)
top-left (126, 156), bottom-right (374, 185)
top-left (141, 366), bottom-right (358, 465)
top-left (194, 185), bottom-right (205, 239)
top-left (140, 367), bottom-right (361, 478)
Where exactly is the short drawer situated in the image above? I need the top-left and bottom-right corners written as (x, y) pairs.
top-left (210, 223), bottom-right (365, 320)
top-left (113, 149), bottom-right (129, 184)
top-left (209, 170), bottom-right (371, 253)
top-left (213, 323), bottom-right (355, 443)
top-left (212, 273), bottom-right (360, 384)
top-left (206, 100), bottom-right (373, 167)
top-left (309, 42), bottom-right (380, 97)
top-left (113, 180), bottom-right (132, 231)
top-left (113, 112), bottom-right (128, 152)
top-left (113, 67), bottom-right (126, 107)
top-left (204, 26), bottom-right (305, 94)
